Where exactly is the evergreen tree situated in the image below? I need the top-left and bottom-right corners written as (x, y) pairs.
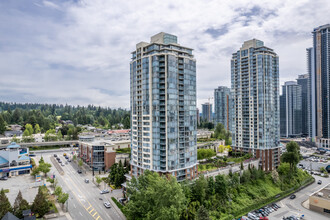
top-left (0, 189), bottom-right (12, 219)
top-left (31, 187), bottom-right (50, 217)
top-left (0, 115), bottom-right (6, 134)
top-left (13, 190), bottom-right (23, 216)
top-left (13, 191), bottom-right (30, 218)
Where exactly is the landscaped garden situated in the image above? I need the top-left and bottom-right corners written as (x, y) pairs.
top-left (198, 149), bottom-right (253, 173)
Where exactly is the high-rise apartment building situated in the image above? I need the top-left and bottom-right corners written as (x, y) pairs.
top-left (201, 103), bottom-right (212, 122)
top-left (280, 81), bottom-right (302, 137)
top-left (231, 39), bottom-right (280, 171)
top-left (214, 86), bottom-right (231, 131)
top-left (130, 32), bottom-right (198, 181)
top-left (308, 24), bottom-right (330, 149)
top-left (297, 74), bottom-right (309, 136)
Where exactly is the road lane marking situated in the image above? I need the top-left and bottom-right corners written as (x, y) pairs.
top-left (79, 212), bottom-right (83, 216)
top-left (86, 205), bottom-right (92, 211)
top-left (58, 174), bottom-right (105, 220)
top-left (73, 204), bottom-right (76, 208)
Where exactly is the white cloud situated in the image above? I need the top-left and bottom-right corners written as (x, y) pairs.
top-left (0, 0), bottom-right (329, 109)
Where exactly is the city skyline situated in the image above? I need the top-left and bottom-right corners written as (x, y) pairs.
top-left (1, 0), bottom-right (330, 109)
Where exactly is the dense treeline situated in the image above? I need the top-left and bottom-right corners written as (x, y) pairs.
top-left (0, 102), bottom-right (130, 133)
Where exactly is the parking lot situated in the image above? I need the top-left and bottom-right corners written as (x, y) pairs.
top-left (1, 174), bottom-right (40, 205)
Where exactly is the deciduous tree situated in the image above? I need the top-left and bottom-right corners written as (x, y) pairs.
top-left (281, 141), bottom-right (301, 175)
top-left (124, 170), bottom-right (186, 220)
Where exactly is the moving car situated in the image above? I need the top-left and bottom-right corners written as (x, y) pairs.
top-left (104, 202), bottom-right (111, 208)
top-left (100, 189), bottom-right (109, 194)
top-left (77, 170), bottom-right (82, 174)
top-left (290, 194), bottom-right (296, 199)
top-left (85, 179), bottom-right (89, 183)
top-left (318, 180), bottom-right (322, 184)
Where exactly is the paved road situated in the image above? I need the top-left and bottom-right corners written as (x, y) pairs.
top-left (37, 150), bottom-right (124, 220)
top-left (268, 174), bottom-right (330, 220)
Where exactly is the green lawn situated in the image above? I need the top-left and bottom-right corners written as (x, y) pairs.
top-left (198, 164), bottom-right (218, 172)
top-left (115, 148), bottom-right (131, 154)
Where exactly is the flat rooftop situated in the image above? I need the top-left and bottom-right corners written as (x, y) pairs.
top-left (312, 184), bottom-right (330, 201)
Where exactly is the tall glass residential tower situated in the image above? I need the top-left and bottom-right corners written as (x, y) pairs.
top-left (231, 39), bottom-right (280, 171)
top-left (308, 24), bottom-right (330, 149)
top-left (201, 103), bottom-right (212, 122)
top-left (297, 74), bottom-right (309, 136)
top-left (280, 81), bottom-right (302, 137)
top-left (214, 86), bottom-right (232, 131)
top-left (130, 32), bottom-right (198, 181)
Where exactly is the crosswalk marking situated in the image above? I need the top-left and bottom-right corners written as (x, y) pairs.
top-left (92, 212), bottom-right (98, 217)
top-left (95, 216), bottom-right (101, 220)
top-left (85, 204), bottom-right (92, 211)
top-left (89, 208), bottom-right (95, 214)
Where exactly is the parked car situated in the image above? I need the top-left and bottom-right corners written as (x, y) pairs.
top-left (77, 170), bottom-right (82, 174)
top-left (318, 180), bottom-right (322, 184)
top-left (68, 159), bottom-right (71, 162)
top-left (63, 153), bottom-right (67, 156)
top-left (85, 179), bottom-right (89, 183)
top-left (290, 194), bottom-right (296, 199)
top-left (118, 198), bottom-right (127, 205)
top-left (100, 189), bottom-right (109, 194)
top-left (0, 176), bottom-right (8, 180)
top-left (54, 154), bottom-right (57, 157)
top-left (247, 212), bottom-right (258, 220)
top-left (103, 202), bottom-right (111, 208)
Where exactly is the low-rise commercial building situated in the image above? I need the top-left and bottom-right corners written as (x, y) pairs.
top-left (78, 136), bottom-right (117, 171)
top-left (309, 183), bottom-right (330, 215)
top-left (0, 142), bottom-right (31, 177)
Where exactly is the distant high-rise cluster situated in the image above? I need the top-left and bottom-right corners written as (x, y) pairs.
top-left (129, 24), bottom-right (330, 178)
top-left (130, 32), bottom-right (198, 181)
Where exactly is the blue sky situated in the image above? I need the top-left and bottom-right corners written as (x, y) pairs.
top-left (0, 0), bottom-right (329, 109)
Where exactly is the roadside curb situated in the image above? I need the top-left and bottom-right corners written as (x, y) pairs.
top-left (109, 197), bottom-right (126, 220)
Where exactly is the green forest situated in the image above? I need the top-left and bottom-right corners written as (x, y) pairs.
top-left (0, 102), bottom-right (130, 134)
